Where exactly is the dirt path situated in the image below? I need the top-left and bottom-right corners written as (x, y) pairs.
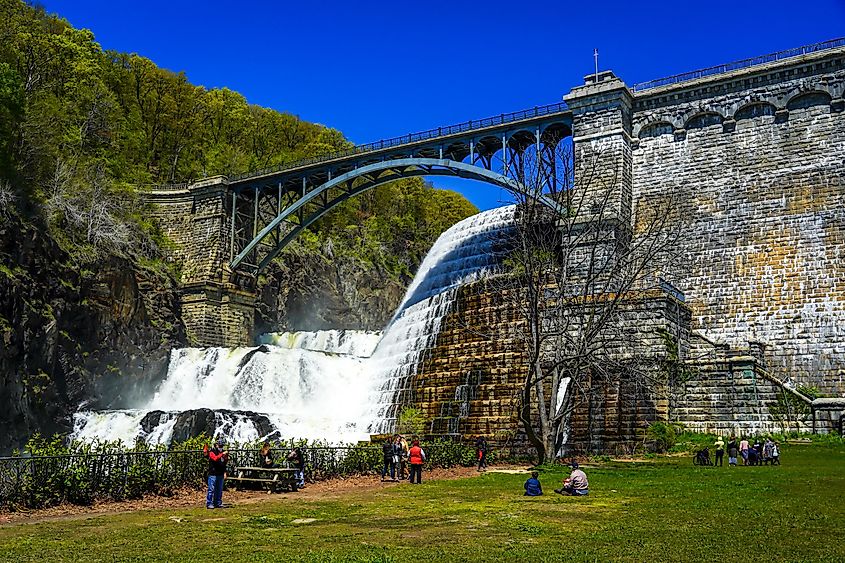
top-left (0, 465), bottom-right (516, 527)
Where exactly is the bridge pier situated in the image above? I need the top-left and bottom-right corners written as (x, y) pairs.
top-left (146, 176), bottom-right (256, 347)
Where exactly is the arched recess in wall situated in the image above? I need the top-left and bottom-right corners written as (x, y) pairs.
top-left (734, 102), bottom-right (777, 120)
top-left (786, 91), bottom-right (832, 111)
top-left (685, 112), bottom-right (723, 130)
top-left (638, 121), bottom-right (675, 138)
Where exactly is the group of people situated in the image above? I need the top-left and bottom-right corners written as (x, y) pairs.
top-left (259, 441), bottom-right (307, 486)
top-left (523, 461), bottom-right (589, 497)
top-left (202, 439), bottom-right (307, 509)
top-left (381, 434), bottom-right (427, 484)
top-left (712, 436), bottom-right (781, 466)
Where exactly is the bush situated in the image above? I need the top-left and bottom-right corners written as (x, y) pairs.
top-left (646, 421), bottom-right (685, 453)
top-left (396, 407), bottom-right (426, 437)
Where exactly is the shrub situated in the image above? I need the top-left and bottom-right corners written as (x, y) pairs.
top-left (396, 407), bottom-right (426, 437)
top-left (646, 421), bottom-right (684, 453)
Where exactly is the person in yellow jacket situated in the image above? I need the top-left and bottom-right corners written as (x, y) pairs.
top-left (714, 436), bottom-right (725, 467)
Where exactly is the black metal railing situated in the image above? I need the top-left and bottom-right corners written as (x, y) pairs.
top-left (0, 443), bottom-right (479, 509)
top-left (226, 101), bottom-right (569, 183)
top-left (632, 37), bottom-right (845, 92)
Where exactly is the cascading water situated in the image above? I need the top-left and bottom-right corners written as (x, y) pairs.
top-left (71, 330), bottom-right (381, 444)
top-left (71, 206), bottom-right (519, 445)
top-left (365, 205), bottom-right (516, 433)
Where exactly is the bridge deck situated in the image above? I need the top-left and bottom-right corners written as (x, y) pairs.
top-left (228, 102), bottom-right (570, 190)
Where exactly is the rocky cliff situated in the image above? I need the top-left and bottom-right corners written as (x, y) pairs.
top-left (257, 243), bottom-right (406, 333)
top-left (0, 213), bottom-right (185, 453)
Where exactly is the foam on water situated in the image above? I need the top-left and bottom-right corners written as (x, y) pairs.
top-left (72, 207), bottom-right (523, 444)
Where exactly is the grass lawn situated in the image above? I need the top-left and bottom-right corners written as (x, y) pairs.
top-left (1, 443), bottom-right (843, 562)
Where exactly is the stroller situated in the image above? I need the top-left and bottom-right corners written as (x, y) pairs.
top-left (693, 447), bottom-right (713, 466)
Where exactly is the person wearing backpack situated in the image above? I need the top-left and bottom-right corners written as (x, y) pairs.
top-left (408, 439), bottom-right (426, 484)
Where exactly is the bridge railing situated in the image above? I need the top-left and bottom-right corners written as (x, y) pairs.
top-left (226, 101), bottom-right (569, 183)
top-left (631, 37), bottom-right (845, 92)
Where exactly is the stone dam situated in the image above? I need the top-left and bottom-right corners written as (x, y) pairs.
top-left (125, 43), bottom-right (845, 451)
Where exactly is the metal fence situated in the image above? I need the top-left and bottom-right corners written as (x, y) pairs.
top-left (0, 443), bottom-right (475, 510)
top-left (632, 37), bottom-right (845, 92)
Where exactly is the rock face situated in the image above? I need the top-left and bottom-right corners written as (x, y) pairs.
top-left (140, 409), bottom-right (279, 443)
top-left (0, 214), bottom-right (185, 453)
top-left (257, 249), bottom-right (406, 333)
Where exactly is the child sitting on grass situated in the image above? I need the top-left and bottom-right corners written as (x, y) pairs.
top-left (524, 471), bottom-right (543, 496)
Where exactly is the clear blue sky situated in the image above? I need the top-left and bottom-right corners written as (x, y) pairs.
top-left (42, 0), bottom-right (845, 210)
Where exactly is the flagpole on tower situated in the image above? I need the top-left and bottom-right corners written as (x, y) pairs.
top-left (594, 48), bottom-right (599, 82)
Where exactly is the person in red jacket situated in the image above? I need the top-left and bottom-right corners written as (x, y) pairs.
top-left (203, 438), bottom-right (228, 508)
top-left (408, 439), bottom-right (426, 484)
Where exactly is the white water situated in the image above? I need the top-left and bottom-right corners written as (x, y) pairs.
top-left (72, 330), bottom-right (381, 445)
top-left (72, 206), bottom-right (519, 445)
top-left (366, 206), bottom-right (516, 432)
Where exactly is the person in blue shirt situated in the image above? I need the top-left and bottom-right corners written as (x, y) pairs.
top-left (524, 471), bottom-right (543, 496)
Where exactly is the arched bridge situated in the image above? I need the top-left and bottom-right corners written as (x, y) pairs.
top-left (221, 103), bottom-right (572, 274)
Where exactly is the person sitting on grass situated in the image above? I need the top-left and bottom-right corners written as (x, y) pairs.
top-left (555, 461), bottom-right (589, 496)
top-left (524, 471), bottom-right (543, 496)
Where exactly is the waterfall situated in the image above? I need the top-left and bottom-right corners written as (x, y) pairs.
top-left (71, 330), bottom-right (381, 445)
top-left (365, 205), bottom-right (515, 433)
top-left (71, 206), bottom-right (517, 445)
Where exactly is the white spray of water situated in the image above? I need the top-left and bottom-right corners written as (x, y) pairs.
top-left (72, 206), bottom-right (521, 444)
top-left (365, 206), bottom-right (516, 433)
top-left (72, 330), bottom-right (380, 445)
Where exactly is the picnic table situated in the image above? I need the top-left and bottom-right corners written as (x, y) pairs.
top-left (227, 466), bottom-right (300, 492)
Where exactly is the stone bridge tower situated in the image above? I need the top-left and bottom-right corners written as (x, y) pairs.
top-left (146, 177), bottom-right (254, 347)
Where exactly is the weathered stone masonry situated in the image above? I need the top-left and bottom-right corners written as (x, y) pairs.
top-left (146, 177), bottom-right (254, 347)
top-left (412, 47), bottom-right (845, 447)
top-left (631, 48), bottom-right (845, 396)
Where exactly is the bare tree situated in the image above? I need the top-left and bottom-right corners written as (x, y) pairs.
top-left (0, 180), bottom-right (15, 218)
top-left (44, 159), bottom-right (133, 258)
top-left (487, 139), bottom-right (682, 463)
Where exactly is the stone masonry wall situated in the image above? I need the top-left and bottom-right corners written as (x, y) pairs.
top-left (631, 49), bottom-right (845, 395)
top-left (413, 280), bottom-right (692, 452)
top-left (145, 177), bottom-right (255, 346)
top-left (669, 337), bottom-right (784, 436)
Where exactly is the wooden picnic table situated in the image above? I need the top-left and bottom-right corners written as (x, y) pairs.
top-left (227, 466), bottom-right (300, 492)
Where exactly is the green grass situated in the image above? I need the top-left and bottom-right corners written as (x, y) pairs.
top-left (1, 443), bottom-right (844, 562)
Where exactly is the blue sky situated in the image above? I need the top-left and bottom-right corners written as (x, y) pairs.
top-left (42, 0), bottom-right (845, 210)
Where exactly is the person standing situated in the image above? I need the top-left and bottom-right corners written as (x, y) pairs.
top-left (739, 437), bottom-right (750, 465)
top-left (396, 435), bottom-right (409, 480)
top-left (727, 436), bottom-right (739, 467)
top-left (203, 439), bottom-right (228, 509)
top-left (381, 437), bottom-right (396, 481)
top-left (753, 439), bottom-right (763, 465)
top-left (286, 446), bottom-right (306, 488)
top-left (763, 438), bottom-right (774, 465)
top-left (714, 436), bottom-right (725, 467)
top-left (475, 436), bottom-right (489, 472)
top-left (771, 441), bottom-right (781, 465)
top-left (408, 439), bottom-right (426, 484)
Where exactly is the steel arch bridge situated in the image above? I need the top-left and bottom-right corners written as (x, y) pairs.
top-left (222, 102), bottom-right (572, 275)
